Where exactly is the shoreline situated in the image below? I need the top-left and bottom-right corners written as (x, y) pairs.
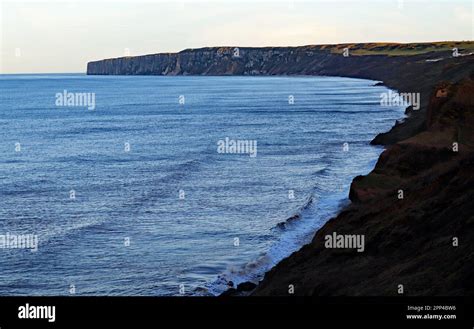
top-left (220, 100), bottom-right (409, 297)
top-left (250, 68), bottom-right (474, 297)
top-left (219, 57), bottom-right (474, 297)
top-left (218, 80), bottom-right (408, 297)
top-left (87, 42), bottom-right (474, 296)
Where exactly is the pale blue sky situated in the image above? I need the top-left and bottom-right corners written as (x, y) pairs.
top-left (1, 0), bottom-right (473, 73)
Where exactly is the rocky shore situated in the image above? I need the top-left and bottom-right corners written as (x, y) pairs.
top-left (87, 42), bottom-right (474, 296)
top-left (253, 75), bottom-right (474, 296)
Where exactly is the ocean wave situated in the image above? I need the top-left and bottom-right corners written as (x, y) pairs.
top-left (275, 194), bottom-right (315, 230)
top-left (203, 187), bottom-right (346, 296)
top-left (202, 143), bottom-right (381, 296)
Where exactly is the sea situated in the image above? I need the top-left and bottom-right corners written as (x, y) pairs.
top-left (0, 74), bottom-right (405, 295)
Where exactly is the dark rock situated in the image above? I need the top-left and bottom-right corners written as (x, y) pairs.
top-left (236, 282), bottom-right (257, 292)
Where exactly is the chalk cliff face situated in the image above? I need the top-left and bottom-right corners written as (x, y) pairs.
top-left (87, 45), bottom-right (444, 80)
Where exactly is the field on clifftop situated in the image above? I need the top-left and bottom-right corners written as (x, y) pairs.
top-left (326, 41), bottom-right (474, 56)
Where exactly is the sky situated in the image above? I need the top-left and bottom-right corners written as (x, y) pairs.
top-left (1, 0), bottom-right (473, 73)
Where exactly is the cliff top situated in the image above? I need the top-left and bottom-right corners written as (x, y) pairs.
top-left (92, 41), bottom-right (474, 62)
